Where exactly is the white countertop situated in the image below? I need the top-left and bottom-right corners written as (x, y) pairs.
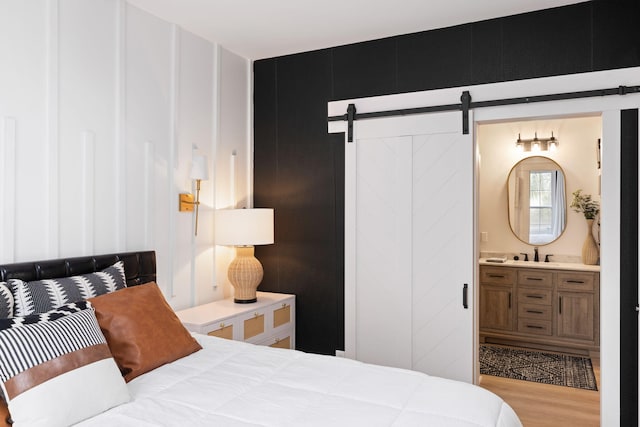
top-left (479, 258), bottom-right (600, 272)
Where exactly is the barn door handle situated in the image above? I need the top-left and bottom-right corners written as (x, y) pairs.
top-left (463, 283), bottom-right (468, 309)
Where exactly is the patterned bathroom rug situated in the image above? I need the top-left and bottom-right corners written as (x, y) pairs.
top-left (480, 344), bottom-right (597, 390)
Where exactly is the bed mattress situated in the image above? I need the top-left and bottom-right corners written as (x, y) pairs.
top-left (78, 334), bottom-right (521, 426)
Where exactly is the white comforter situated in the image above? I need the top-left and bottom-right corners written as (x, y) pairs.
top-left (79, 334), bottom-right (522, 427)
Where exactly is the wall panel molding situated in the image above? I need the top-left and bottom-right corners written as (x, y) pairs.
top-left (1, 117), bottom-right (17, 262)
top-left (143, 140), bottom-right (155, 249)
top-left (212, 43), bottom-right (221, 207)
top-left (115, 0), bottom-right (126, 249)
top-left (46, 0), bottom-right (60, 258)
top-left (167, 24), bottom-right (180, 298)
top-left (81, 131), bottom-right (96, 254)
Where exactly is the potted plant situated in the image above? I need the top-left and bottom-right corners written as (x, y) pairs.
top-left (570, 190), bottom-right (600, 265)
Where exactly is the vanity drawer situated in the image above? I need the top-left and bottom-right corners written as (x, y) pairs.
top-left (518, 319), bottom-right (552, 336)
top-left (518, 288), bottom-right (553, 305)
top-left (480, 267), bottom-right (516, 285)
top-left (517, 269), bottom-right (553, 287)
top-left (518, 303), bottom-right (552, 321)
top-left (557, 272), bottom-right (595, 292)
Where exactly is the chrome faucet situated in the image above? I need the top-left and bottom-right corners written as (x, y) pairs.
top-left (534, 247), bottom-right (539, 262)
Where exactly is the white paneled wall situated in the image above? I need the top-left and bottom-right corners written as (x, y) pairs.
top-left (0, 0), bottom-right (251, 309)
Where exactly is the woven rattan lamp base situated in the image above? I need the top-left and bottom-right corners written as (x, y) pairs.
top-left (228, 246), bottom-right (263, 303)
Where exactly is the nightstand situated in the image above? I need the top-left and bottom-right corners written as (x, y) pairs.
top-left (175, 291), bottom-right (295, 349)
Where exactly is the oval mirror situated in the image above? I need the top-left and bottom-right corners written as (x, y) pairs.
top-left (507, 156), bottom-right (566, 245)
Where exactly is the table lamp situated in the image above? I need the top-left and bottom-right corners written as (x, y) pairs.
top-left (215, 208), bottom-right (274, 303)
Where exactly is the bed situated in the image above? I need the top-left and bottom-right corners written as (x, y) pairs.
top-left (0, 251), bottom-right (522, 427)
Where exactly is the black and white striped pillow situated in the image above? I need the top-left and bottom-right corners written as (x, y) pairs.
top-left (10, 260), bottom-right (126, 316)
top-left (0, 283), bottom-right (13, 318)
top-left (0, 300), bottom-right (130, 426)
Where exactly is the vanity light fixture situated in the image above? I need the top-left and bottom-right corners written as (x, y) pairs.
top-left (532, 133), bottom-right (541, 152)
top-left (179, 154), bottom-right (208, 236)
top-left (514, 132), bottom-right (559, 152)
top-left (516, 134), bottom-right (525, 152)
top-left (548, 132), bottom-right (558, 151)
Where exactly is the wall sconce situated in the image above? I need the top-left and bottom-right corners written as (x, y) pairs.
top-left (215, 208), bottom-right (274, 303)
top-left (515, 132), bottom-right (559, 152)
top-left (179, 155), bottom-right (208, 235)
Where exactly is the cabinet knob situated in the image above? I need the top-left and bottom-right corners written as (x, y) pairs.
top-left (219, 322), bottom-right (225, 328)
top-left (282, 303), bottom-right (287, 308)
top-left (254, 312), bottom-right (259, 317)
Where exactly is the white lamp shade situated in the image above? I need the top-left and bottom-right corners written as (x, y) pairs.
top-left (190, 155), bottom-right (208, 180)
top-left (215, 208), bottom-right (274, 246)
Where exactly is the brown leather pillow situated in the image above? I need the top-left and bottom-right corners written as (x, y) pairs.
top-left (88, 282), bottom-right (202, 382)
top-left (0, 398), bottom-right (11, 427)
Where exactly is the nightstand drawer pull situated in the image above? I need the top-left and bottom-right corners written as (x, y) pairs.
top-left (219, 322), bottom-right (225, 328)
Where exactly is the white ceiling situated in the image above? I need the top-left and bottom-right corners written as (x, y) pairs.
top-left (127, 0), bottom-right (588, 60)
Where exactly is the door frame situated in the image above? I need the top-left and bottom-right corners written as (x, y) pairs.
top-left (329, 66), bottom-right (640, 426)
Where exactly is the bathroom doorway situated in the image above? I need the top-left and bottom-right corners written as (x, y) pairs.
top-left (476, 114), bottom-right (602, 426)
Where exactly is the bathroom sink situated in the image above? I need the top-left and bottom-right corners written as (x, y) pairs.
top-left (507, 260), bottom-right (560, 266)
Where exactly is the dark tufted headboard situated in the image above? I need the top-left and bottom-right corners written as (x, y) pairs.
top-left (0, 251), bottom-right (156, 287)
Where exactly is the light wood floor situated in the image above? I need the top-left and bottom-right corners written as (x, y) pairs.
top-left (479, 353), bottom-right (600, 427)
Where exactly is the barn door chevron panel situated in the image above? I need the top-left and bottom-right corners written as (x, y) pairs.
top-left (411, 129), bottom-right (473, 383)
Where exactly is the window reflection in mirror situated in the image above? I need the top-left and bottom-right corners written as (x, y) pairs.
top-left (507, 156), bottom-right (566, 245)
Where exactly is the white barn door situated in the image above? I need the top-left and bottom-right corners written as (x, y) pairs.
top-left (347, 111), bottom-right (474, 383)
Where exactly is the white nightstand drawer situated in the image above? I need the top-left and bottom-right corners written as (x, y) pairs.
top-left (273, 302), bottom-right (292, 328)
top-left (241, 310), bottom-right (267, 341)
top-left (207, 322), bottom-right (234, 340)
top-left (256, 328), bottom-right (294, 349)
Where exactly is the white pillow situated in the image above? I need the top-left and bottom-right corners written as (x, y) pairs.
top-left (0, 301), bottom-right (130, 427)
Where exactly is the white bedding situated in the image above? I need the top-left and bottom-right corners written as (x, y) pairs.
top-left (78, 334), bottom-right (522, 427)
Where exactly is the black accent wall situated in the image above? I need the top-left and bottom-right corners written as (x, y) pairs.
top-left (254, 0), bottom-right (640, 359)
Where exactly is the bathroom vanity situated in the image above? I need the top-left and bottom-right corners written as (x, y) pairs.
top-left (479, 260), bottom-right (600, 353)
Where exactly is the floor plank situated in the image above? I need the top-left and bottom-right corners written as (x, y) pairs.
top-left (479, 354), bottom-right (600, 427)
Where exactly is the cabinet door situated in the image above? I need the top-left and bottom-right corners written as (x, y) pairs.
top-left (480, 285), bottom-right (513, 331)
top-left (557, 291), bottom-right (594, 341)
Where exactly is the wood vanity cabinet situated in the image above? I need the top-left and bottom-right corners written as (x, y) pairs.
top-left (479, 267), bottom-right (515, 332)
top-left (480, 264), bottom-right (599, 352)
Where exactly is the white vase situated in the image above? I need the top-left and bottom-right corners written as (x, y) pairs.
top-left (581, 219), bottom-right (599, 265)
